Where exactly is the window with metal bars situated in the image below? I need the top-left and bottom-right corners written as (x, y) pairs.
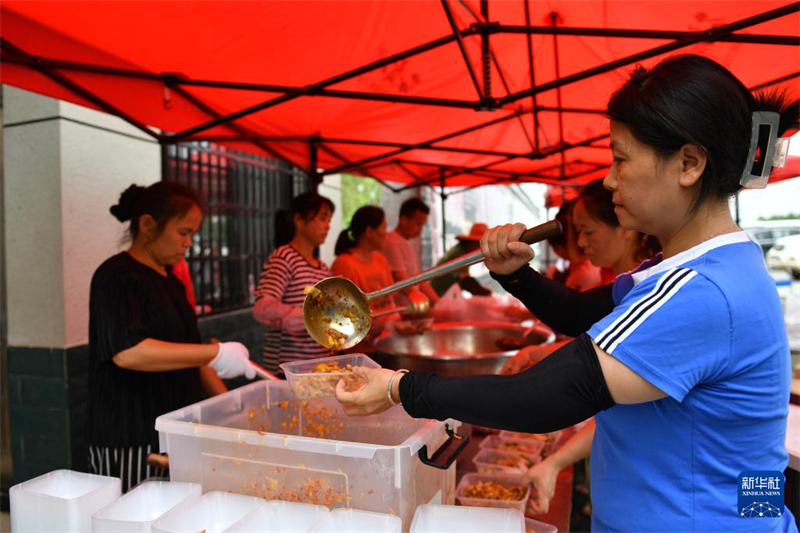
top-left (163, 142), bottom-right (312, 315)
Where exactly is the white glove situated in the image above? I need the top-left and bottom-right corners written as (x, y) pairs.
top-left (209, 342), bottom-right (256, 379)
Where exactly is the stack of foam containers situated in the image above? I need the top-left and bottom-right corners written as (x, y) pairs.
top-left (151, 491), bottom-right (265, 533)
top-left (10, 470), bottom-right (121, 532)
top-left (228, 501), bottom-right (330, 532)
top-left (91, 481), bottom-right (201, 532)
top-left (307, 509), bottom-right (402, 533)
top-left (410, 504), bottom-right (525, 532)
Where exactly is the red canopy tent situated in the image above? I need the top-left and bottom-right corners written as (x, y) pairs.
top-left (1, 0), bottom-right (798, 192)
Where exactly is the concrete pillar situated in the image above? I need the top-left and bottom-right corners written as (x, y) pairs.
top-left (2, 86), bottom-right (160, 481)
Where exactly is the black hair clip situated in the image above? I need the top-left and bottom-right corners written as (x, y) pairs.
top-left (740, 111), bottom-right (791, 189)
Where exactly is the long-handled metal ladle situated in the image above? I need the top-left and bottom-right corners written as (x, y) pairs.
top-left (303, 220), bottom-right (561, 351)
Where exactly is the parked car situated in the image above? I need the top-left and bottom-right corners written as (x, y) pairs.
top-left (744, 222), bottom-right (800, 254)
top-left (766, 233), bottom-right (800, 280)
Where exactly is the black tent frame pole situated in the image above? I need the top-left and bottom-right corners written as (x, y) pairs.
top-left (167, 84), bottom-right (288, 161)
top-left (319, 3), bottom-right (798, 180)
top-left (488, 24), bottom-right (799, 44)
top-left (0, 38), bottom-right (160, 141)
top-left (497, 2), bottom-right (799, 106)
top-left (524, 0), bottom-right (540, 153)
top-left (2, 3), bottom-right (796, 189)
top-left (315, 144), bottom-right (405, 193)
top-left (415, 132), bottom-right (611, 188)
top-left (440, 168), bottom-right (448, 251)
top-left (441, 0), bottom-right (484, 100)
top-left (309, 139), bottom-right (320, 189)
top-left (481, 0), bottom-right (492, 99)
top-left (321, 109), bottom-right (528, 176)
top-left (170, 31), bottom-right (469, 141)
top-left (550, 12), bottom-right (567, 180)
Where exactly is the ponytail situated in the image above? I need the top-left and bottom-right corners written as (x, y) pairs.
top-left (334, 229), bottom-right (357, 255)
top-left (752, 87), bottom-right (800, 138)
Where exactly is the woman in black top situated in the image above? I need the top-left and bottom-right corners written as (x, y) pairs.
top-left (87, 182), bottom-right (255, 491)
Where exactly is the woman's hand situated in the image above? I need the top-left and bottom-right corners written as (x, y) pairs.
top-left (335, 367), bottom-right (399, 416)
top-left (526, 458), bottom-right (560, 515)
top-left (480, 223), bottom-right (535, 276)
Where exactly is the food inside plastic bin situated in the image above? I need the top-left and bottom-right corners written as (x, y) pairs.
top-left (281, 354), bottom-right (380, 399)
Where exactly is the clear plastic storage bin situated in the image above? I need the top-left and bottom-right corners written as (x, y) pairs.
top-left (91, 481), bottom-right (201, 532)
top-left (228, 500), bottom-right (330, 532)
top-left (156, 380), bottom-right (459, 532)
top-left (455, 473), bottom-right (531, 514)
top-left (409, 504), bottom-right (525, 532)
top-left (472, 449), bottom-right (537, 476)
top-left (150, 491), bottom-right (265, 533)
top-left (280, 354), bottom-right (380, 399)
top-left (10, 469), bottom-right (121, 533)
top-left (308, 509), bottom-right (402, 533)
top-left (524, 517), bottom-right (558, 533)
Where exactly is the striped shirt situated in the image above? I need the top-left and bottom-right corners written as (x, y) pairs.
top-left (256, 245), bottom-right (332, 371)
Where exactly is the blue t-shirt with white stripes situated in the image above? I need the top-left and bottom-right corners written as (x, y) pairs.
top-left (588, 232), bottom-right (795, 533)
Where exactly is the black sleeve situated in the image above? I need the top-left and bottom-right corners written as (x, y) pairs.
top-left (398, 333), bottom-right (615, 433)
top-left (491, 266), bottom-right (614, 337)
top-left (89, 270), bottom-right (149, 362)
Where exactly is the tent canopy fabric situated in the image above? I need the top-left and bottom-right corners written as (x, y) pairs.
top-left (1, 0), bottom-right (798, 190)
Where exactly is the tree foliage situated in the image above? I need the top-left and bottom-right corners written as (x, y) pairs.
top-left (340, 174), bottom-right (383, 227)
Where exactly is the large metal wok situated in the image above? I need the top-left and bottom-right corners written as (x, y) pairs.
top-left (373, 321), bottom-right (555, 376)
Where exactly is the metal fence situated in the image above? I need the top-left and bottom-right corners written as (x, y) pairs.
top-left (163, 142), bottom-right (311, 315)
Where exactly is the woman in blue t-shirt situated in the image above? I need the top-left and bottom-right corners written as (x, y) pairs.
top-left (335, 54), bottom-right (799, 532)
